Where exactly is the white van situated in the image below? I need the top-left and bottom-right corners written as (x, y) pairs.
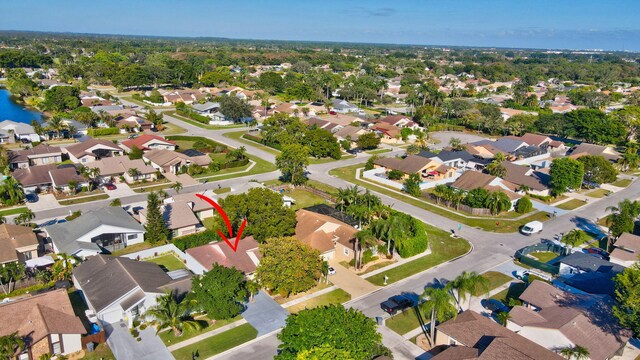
top-left (521, 221), bottom-right (543, 235)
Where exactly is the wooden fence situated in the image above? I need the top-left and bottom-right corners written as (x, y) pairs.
top-left (423, 194), bottom-right (493, 216)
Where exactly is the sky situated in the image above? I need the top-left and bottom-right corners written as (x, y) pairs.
top-left (2, 0), bottom-right (640, 51)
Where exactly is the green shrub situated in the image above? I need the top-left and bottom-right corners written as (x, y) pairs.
top-left (387, 170), bottom-right (404, 180)
top-left (176, 109), bottom-right (210, 124)
top-left (516, 196), bottom-right (533, 214)
top-left (88, 127), bottom-right (119, 136)
top-left (173, 230), bottom-right (218, 250)
top-left (395, 217), bottom-right (429, 258)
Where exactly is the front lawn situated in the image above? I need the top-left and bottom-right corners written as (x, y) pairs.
top-left (556, 199), bottom-right (586, 210)
top-left (145, 254), bottom-right (186, 271)
top-left (490, 282), bottom-right (527, 305)
top-left (611, 178), bottom-right (632, 188)
top-left (171, 323), bottom-right (258, 360)
top-left (286, 289), bottom-right (351, 314)
top-left (471, 271), bottom-right (512, 296)
top-left (111, 242), bottom-right (154, 256)
top-left (385, 308), bottom-right (424, 335)
top-left (59, 194), bottom-right (109, 205)
top-left (133, 184), bottom-right (172, 193)
top-left (159, 315), bottom-right (242, 346)
top-left (160, 122), bottom-right (187, 135)
top-left (366, 148), bottom-right (392, 155)
top-left (224, 131), bottom-right (280, 156)
top-left (330, 164), bottom-right (549, 233)
top-left (213, 187), bottom-right (231, 194)
top-left (82, 343), bottom-right (115, 360)
top-left (287, 189), bottom-right (329, 210)
top-left (529, 251), bottom-right (559, 263)
top-left (0, 207), bottom-right (28, 217)
top-left (586, 189), bottom-right (611, 198)
top-left (367, 227), bottom-right (471, 286)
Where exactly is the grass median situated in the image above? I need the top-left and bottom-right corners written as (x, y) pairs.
top-left (171, 323), bottom-right (258, 360)
top-left (330, 164), bottom-right (549, 233)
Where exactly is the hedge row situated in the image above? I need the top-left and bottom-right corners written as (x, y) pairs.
top-left (395, 218), bottom-right (429, 258)
top-left (176, 109), bottom-right (210, 124)
top-left (428, 124), bottom-right (466, 132)
top-left (173, 230), bottom-right (218, 251)
top-left (88, 127), bottom-right (119, 136)
top-left (220, 158), bottom-right (250, 169)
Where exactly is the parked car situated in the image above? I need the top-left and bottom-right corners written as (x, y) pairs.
top-left (381, 295), bottom-right (413, 315)
top-left (56, 219), bottom-right (67, 224)
top-left (25, 193), bottom-right (38, 203)
top-left (327, 266), bottom-right (336, 275)
top-left (104, 183), bottom-right (117, 190)
top-left (20, 138), bottom-right (30, 144)
top-left (520, 221), bottom-right (543, 235)
top-left (329, 111), bottom-right (337, 115)
top-left (481, 299), bottom-right (509, 313)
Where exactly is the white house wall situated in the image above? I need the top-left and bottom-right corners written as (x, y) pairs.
top-left (515, 326), bottom-right (574, 353)
top-left (61, 334), bottom-right (82, 355)
top-left (75, 224), bottom-right (144, 246)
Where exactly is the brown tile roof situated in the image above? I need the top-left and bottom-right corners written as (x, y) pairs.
top-left (295, 209), bottom-right (357, 253)
top-left (12, 164), bottom-right (58, 186)
top-left (9, 144), bottom-right (62, 164)
top-left (374, 123), bottom-right (401, 137)
top-left (143, 149), bottom-right (211, 167)
top-left (49, 167), bottom-right (86, 187)
top-left (121, 134), bottom-right (176, 151)
top-left (64, 138), bottom-right (122, 159)
top-left (431, 346), bottom-right (479, 360)
top-left (0, 224), bottom-right (39, 263)
top-left (186, 236), bottom-right (261, 274)
top-left (451, 171), bottom-right (496, 191)
top-left (0, 289), bottom-right (85, 348)
top-left (335, 125), bottom-right (364, 140)
top-left (613, 232), bottom-right (640, 252)
top-left (520, 133), bottom-right (551, 147)
top-left (501, 161), bottom-right (549, 191)
top-left (570, 143), bottom-right (621, 161)
top-left (436, 310), bottom-right (563, 360)
top-left (374, 155), bottom-right (432, 174)
top-left (163, 202), bottom-right (201, 230)
top-left (91, 157), bottom-right (156, 176)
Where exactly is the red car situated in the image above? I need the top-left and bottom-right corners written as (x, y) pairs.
top-left (104, 183), bottom-right (117, 190)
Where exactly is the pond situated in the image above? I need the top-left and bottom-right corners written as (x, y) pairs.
top-left (0, 88), bottom-right (43, 124)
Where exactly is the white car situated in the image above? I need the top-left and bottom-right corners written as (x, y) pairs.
top-left (327, 266), bottom-right (336, 275)
top-left (520, 221), bottom-right (543, 235)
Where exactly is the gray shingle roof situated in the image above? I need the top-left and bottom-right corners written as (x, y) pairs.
top-left (560, 252), bottom-right (625, 274)
top-left (46, 207), bottom-right (144, 255)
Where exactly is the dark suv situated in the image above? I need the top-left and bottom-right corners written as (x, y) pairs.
top-left (381, 295), bottom-right (413, 315)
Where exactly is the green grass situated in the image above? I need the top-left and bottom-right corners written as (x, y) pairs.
top-left (205, 154), bottom-right (277, 180)
top-left (555, 198), bottom-right (587, 211)
top-left (166, 111), bottom-right (245, 130)
top-left (59, 194), bottom-right (109, 205)
top-left (597, 215), bottom-right (612, 227)
top-left (385, 308), bottom-right (423, 335)
top-left (308, 155), bottom-right (355, 164)
top-left (367, 228), bottom-right (471, 286)
top-left (111, 242), bottom-right (155, 256)
top-left (362, 260), bottom-right (396, 274)
top-left (490, 282), bottom-right (527, 305)
top-left (145, 254), bottom-right (186, 271)
top-left (561, 229), bottom-right (595, 247)
top-left (366, 148), bottom-right (392, 155)
top-left (82, 343), bottom-right (115, 360)
top-left (529, 251), bottom-right (559, 263)
top-left (612, 178), bottom-right (632, 188)
top-left (286, 189), bottom-right (329, 210)
top-left (194, 161), bottom-right (253, 179)
top-left (133, 184), bottom-right (173, 193)
top-left (202, 217), bottom-right (217, 231)
top-left (171, 323), bottom-right (258, 360)
top-left (586, 189), bottom-right (611, 198)
top-left (159, 315), bottom-right (242, 346)
top-left (472, 271), bottom-right (513, 296)
top-left (161, 122), bottom-right (187, 135)
top-left (330, 164), bottom-right (549, 233)
top-left (225, 131), bottom-right (281, 156)
top-left (0, 207), bottom-right (28, 216)
top-left (213, 187), bottom-right (231, 194)
top-left (305, 180), bottom-right (338, 195)
top-left (286, 289), bottom-right (351, 314)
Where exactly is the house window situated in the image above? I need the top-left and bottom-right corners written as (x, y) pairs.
top-left (51, 334), bottom-right (61, 354)
top-left (18, 351), bottom-right (29, 360)
top-left (23, 251), bottom-right (33, 261)
top-left (343, 248), bottom-right (349, 256)
top-left (127, 234), bottom-right (137, 240)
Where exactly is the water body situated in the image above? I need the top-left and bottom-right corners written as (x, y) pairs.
top-left (0, 88), bottom-right (43, 124)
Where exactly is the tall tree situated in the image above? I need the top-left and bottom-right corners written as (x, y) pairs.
top-left (0, 177), bottom-right (25, 206)
top-left (613, 264), bottom-right (640, 335)
top-left (403, 173), bottom-right (422, 197)
top-left (484, 191), bottom-right (512, 215)
top-left (219, 95), bottom-right (252, 122)
top-left (0, 332), bottom-right (25, 359)
top-left (276, 305), bottom-right (388, 360)
top-left (144, 191), bottom-right (168, 244)
top-left (421, 286), bottom-right (457, 346)
top-left (550, 157), bottom-right (585, 195)
top-left (447, 271), bottom-right (490, 311)
top-left (577, 155), bottom-right (618, 184)
top-left (606, 199), bottom-right (640, 238)
top-left (276, 144), bottom-right (310, 185)
top-left (256, 237), bottom-right (324, 297)
top-left (0, 262), bottom-right (26, 294)
top-left (191, 264), bottom-right (248, 320)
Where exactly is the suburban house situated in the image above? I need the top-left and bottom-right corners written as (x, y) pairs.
top-left (0, 224), bottom-right (39, 265)
top-left (374, 155), bottom-right (457, 181)
top-left (499, 107), bottom-right (539, 120)
top-left (0, 289), bottom-right (86, 359)
top-left (0, 128), bottom-right (11, 143)
top-left (186, 236), bottom-right (261, 276)
top-left (191, 101), bottom-right (221, 116)
top-left (474, 138), bottom-right (530, 157)
top-left (306, 117), bottom-right (342, 133)
top-left (139, 198), bottom-right (210, 239)
top-left (0, 120), bottom-right (41, 142)
top-left (569, 143), bottom-right (621, 162)
top-left (169, 191), bottom-right (216, 221)
top-left (501, 161), bottom-right (551, 196)
top-left (143, 149), bottom-right (211, 174)
top-left (63, 138), bottom-right (124, 164)
top-left (609, 232), bottom-right (640, 267)
top-left (558, 252), bottom-right (625, 295)
top-left (432, 310), bottom-right (563, 360)
top-left (12, 164), bottom-right (88, 194)
top-left (449, 171), bottom-right (520, 205)
top-left (120, 134), bottom-right (177, 152)
top-left (45, 207), bottom-right (146, 258)
top-left (294, 208), bottom-right (358, 261)
top-left (42, 118), bottom-right (88, 138)
top-left (331, 98), bottom-right (359, 113)
top-left (114, 115), bottom-right (154, 133)
top-left (90, 157), bottom-right (157, 184)
top-left (8, 144), bottom-right (63, 169)
top-left (334, 125), bottom-right (367, 143)
top-left (507, 281), bottom-right (631, 360)
top-left (417, 150), bottom-right (491, 171)
top-left (73, 255), bottom-right (192, 327)
top-left (373, 123), bottom-right (402, 143)
top-left (378, 115), bottom-right (420, 130)
top-left (160, 89), bottom-right (206, 104)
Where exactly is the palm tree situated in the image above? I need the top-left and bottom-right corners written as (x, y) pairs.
top-left (447, 271), bottom-right (490, 311)
top-left (128, 167), bottom-right (141, 180)
top-left (259, 92), bottom-right (271, 117)
top-left (13, 209), bottom-right (35, 226)
top-left (618, 145), bottom-right (639, 171)
top-left (421, 286), bottom-right (457, 346)
top-left (559, 345), bottom-right (590, 360)
top-left (0, 332), bottom-right (25, 359)
top-left (0, 176), bottom-right (25, 206)
top-left (335, 186), bottom-right (360, 212)
top-left (146, 292), bottom-right (204, 337)
top-left (246, 279), bottom-right (260, 302)
top-left (484, 191), bottom-right (511, 215)
top-left (561, 230), bottom-right (583, 253)
top-left (414, 130), bottom-right (429, 149)
top-left (171, 181), bottom-right (183, 194)
top-left (67, 179), bottom-right (79, 195)
top-left (79, 166), bottom-right (101, 191)
top-left (0, 262), bottom-right (26, 294)
top-left (51, 254), bottom-right (75, 281)
top-left (497, 311), bottom-right (511, 327)
top-left (46, 116), bottom-right (67, 139)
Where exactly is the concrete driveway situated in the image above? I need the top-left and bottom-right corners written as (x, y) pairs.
top-left (429, 131), bottom-right (489, 150)
top-left (104, 321), bottom-right (174, 360)
top-left (106, 182), bottom-right (137, 198)
top-left (241, 291), bottom-right (288, 336)
top-left (26, 193), bottom-right (60, 212)
top-left (328, 260), bottom-right (378, 299)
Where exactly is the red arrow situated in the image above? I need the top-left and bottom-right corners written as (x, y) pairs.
top-left (196, 194), bottom-right (247, 252)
